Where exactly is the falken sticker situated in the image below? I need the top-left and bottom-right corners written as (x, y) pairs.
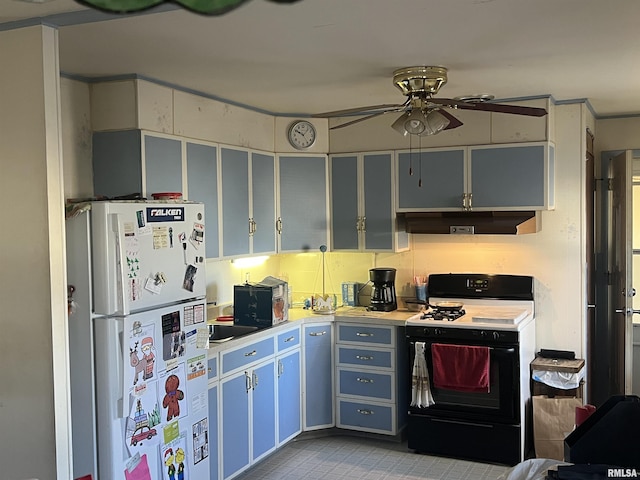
top-left (147, 207), bottom-right (185, 222)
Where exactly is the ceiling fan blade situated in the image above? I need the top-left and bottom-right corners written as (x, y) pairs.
top-left (462, 102), bottom-right (548, 117)
top-left (329, 111), bottom-right (388, 130)
top-left (313, 99), bottom-right (409, 118)
top-left (431, 98), bottom-right (547, 117)
top-left (437, 109), bottom-right (464, 130)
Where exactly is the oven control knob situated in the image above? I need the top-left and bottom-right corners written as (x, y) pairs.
top-left (492, 331), bottom-right (500, 340)
top-left (434, 328), bottom-right (443, 336)
top-left (480, 330), bottom-right (487, 338)
top-left (422, 327), bottom-right (430, 336)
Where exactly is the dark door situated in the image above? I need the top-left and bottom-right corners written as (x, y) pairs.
top-left (609, 151), bottom-right (634, 395)
top-left (591, 150), bottom-right (634, 406)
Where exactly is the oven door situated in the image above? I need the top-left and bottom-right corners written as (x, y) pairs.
top-left (408, 339), bottom-right (519, 424)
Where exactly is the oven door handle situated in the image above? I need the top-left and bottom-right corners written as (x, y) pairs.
top-left (431, 417), bottom-right (494, 428)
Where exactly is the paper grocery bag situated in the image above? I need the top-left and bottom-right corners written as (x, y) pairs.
top-left (532, 395), bottom-right (583, 461)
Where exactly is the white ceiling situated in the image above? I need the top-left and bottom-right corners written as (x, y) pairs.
top-left (3, 0), bottom-right (640, 118)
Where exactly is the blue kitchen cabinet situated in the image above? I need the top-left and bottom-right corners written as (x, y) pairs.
top-left (331, 152), bottom-right (408, 252)
top-left (302, 322), bottom-right (334, 430)
top-left (221, 147), bottom-right (250, 257)
top-left (220, 371), bottom-right (251, 479)
top-left (208, 383), bottom-right (220, 480)
top-left (220, 147), bottom-right (276, 258)
top-left (396, 142), bottom-right (555, 211)
top-left (277, 347), bottom-right (302, 445)
top-left (334, 322), bottom-right (408, 436)
top-left (251, 360), bottom-right (277, 462)
top-left (250, 152), bottom-right (277, 255)
top-left (93, 130), bottom-right (182, 198)
top-left (277, 155), bottom-right (329, 252)
top-left (396, 147), bottom-right (466, 211)
top-left (93, 130), bottom-right (224, 258)
top-left (187, 141), bottom-right (220, 259)
top-left (330, 154), bottom-right (359, 250)
top-left (219, 336), bottom-right (277, 479)
top-left (276, 326), bottom-right (302, 445)
top-left (469, 142), bottom-right (555, 210)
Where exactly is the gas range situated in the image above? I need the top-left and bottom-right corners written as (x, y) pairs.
top-left (406, 301), bottom-right (534, 331)
top-left (404, 273), bottom-right (535, 332)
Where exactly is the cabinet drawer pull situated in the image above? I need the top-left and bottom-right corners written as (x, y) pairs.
top-left (245, 371), bottom-right (251, 393)
top-left (208, 367), bottom-right (212, 373)
top-left (244, 350), bottom-right (257, 357)
top-left (355, 355), bottom-right (373, 361)
top-left (356, 377), bottom-right (374, 384)
top-left (357, 409), bottom-right (374, 415)
top-left (356, 332), bottom-right (373, 337)
top-left (284, 336), bottom-right (295, 343)
top-left (252, 371), bottom-right (259, 389)
top-left (309, 331), bottom-right (326, 336)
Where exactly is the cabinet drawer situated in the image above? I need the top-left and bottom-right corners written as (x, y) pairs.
top-left (304, 324), bottom-right (332, 348)
top-left (337, 324), bottom-right (393, 347)
top-left (208, 355), bottom-right (218, 381)
top-left (337, 368), bottom-right (394, 401)
top-left (337, 398), bottom-right (395, 434)
top-left (336, 345), bottom-right (393, 370)
top-left (221, 337), bottom-right (275, 375)
top-left (277, 326), bottom-right (301, 352)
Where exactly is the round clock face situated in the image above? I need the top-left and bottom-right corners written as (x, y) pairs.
top-left (288, 120), bottom-right (316, 149)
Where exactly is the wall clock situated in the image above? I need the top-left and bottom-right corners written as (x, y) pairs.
top-left (287, 120), bottom-right (317, 150)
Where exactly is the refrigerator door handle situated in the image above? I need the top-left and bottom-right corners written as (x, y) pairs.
top-left (110, 213), bottom-right (129, 315)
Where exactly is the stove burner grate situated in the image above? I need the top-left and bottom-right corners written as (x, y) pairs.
top-left (420, 308), bottom-right (466, 321)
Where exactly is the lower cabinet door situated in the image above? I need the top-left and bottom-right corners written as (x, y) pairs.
top-left (208, 383), bottom-right (220, 480)
top-left (303, 324), bottom-right (334, 429)
top-left (277, 349), bottom-right (302, 445)
top-left (251, 360), bottom-right (277, 462)
top-left (221, 372), bottom-right (251, 479)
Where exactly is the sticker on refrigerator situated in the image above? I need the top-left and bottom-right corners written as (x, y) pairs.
top-left (124, 452), bottom-right (152, 480)
top-left (183, 304), bottom-right (205, 326)
top-left (128, 324), bottom-right (157, 389)
top-left (192, 416), bottom-right (209, 465)
top-left (125, 386), bottom-right (161, 454)
top-left (153, 226), bottom-right (170, 249)
top-left (160, 364), bottom-right (187, 422)
top-left (187, 354), bottom-right (206, 381)
top-left (182, 264), bottom-right (197, 292)
top-left (162, 310), bottom-right (186, 361)
top-left (189, 222), bottom-right (204, 249)
top-left (147, 206), bottom-right (185, 222)
top-left (161, 430), bottom-right (189, 480)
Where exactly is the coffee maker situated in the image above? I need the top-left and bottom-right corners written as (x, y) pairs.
top-left (369, 268), bottom-right (397, 312)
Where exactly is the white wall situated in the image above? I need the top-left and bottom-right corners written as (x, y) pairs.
top-left (0, 25), bottom-right (71, 480)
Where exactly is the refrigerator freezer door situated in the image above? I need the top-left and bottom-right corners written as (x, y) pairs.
top-left (91, 201), bottom-right (207, 315)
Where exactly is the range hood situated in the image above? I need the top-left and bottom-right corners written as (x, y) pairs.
top-left (399, 211), bottom-right (541, 235)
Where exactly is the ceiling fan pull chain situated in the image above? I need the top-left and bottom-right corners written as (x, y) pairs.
top-left (418, 136), bottom-right (423, 188)
top-left (409, 134), bottom-right (414, 176)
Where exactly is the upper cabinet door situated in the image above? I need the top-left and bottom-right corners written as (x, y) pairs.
top-left (186, 141), bottom-right (220, 259)
top-left (469, 142), bottom-right (555, 210)
top-left (144, 134), bottom-right (182, 195)
top-left (362, 153), bottom-right (395, 251)
top-left (277, 155), bottom-right (329, 253)
top-left (93, 130), bottom-right (144, 198)
top-left (396, 148), bottom-right (466, 211)
top-left (221, 147), bottom-right (250, 257)
top-left (251, 152), bottom-right (277, 255)
top-left (330, 155), bottom-right (359, 250)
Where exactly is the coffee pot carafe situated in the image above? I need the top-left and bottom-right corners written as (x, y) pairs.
top-left (369, 268), bottom-right (397, 312)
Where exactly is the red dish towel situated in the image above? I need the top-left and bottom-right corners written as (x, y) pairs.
top-left (431, 343), bottom-right (490, 393)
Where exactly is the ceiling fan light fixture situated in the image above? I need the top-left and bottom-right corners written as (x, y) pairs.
top-left (391, 109), bottom-right (450, 136)
top-left (419, 109), bottom-right (450, 136)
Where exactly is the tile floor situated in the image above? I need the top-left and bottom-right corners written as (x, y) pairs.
top-left (233, 433), bottom-right (511, 480)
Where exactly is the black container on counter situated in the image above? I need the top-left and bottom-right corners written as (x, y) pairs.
top-left (233, 276), bottom-right (288, 329)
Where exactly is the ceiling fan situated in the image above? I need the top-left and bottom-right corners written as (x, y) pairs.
top-left (312, 66), bottom-right (548, 136)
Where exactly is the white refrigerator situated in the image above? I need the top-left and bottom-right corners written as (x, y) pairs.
top-left (66, 201), bottom-right (210, 480)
